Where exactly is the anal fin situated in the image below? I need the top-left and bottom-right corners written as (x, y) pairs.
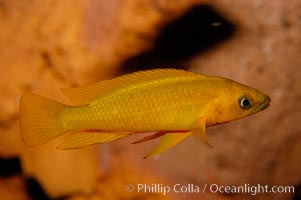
top-left (57, 131), bottom-right (132, 149)
top-left (144, 132), bottom-right (191, 159)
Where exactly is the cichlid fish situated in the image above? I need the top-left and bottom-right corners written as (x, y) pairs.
top-left (20, 69), bottom-right (270, 158)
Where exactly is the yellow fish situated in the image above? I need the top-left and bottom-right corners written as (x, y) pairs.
top-left (20, 69), bottom-right (270, 158)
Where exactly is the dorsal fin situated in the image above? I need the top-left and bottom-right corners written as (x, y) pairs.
top-left (61, 69), bottom-right (205, 105)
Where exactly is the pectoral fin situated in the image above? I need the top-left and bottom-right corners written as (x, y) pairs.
top-left (57, 131), bottom-right (132, 149)
top-left (144, 132), bottom-right (191, 159)
top-left (191, 117), bottom-right (213, 148)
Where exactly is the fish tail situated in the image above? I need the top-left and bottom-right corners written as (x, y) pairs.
top-left (20, 92), bottom-right (67, 147)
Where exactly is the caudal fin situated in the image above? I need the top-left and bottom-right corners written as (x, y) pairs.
top-left (20, 93), bottom-right (67, 147)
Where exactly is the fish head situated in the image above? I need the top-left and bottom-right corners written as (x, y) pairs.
top-left (213, 79), bottom-right (271, 124)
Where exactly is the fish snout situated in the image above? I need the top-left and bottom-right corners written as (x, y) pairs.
top-left (254, 95), bottom-right (271, 112)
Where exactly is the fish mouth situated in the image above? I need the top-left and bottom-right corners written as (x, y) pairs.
top-left (254, 96), bottom-right (271, 113)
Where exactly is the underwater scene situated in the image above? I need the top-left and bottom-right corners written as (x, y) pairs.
top-left (0, 1), bottom-right (300, 200)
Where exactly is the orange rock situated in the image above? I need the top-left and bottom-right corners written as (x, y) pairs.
top-left (0, 0), bottom-right (207, 198)
top-left (4, 0), bottom-right (299, 199)
top-left (0, 176), bottom-right (28, 200)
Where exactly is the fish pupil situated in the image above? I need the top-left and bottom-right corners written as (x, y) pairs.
top-left (239, 97), bottom-right (252, 109)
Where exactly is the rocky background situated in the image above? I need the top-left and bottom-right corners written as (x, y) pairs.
top-left (0, 0), bottom-right (300, 200)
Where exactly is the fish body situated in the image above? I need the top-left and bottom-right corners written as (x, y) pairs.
top-left (20, 69), bottom-right (271, 158)
top-left (63, 76), bottom-right (216, 131)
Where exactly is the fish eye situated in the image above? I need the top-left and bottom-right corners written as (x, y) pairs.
top-left (239, 96), bottom-right (252, 109)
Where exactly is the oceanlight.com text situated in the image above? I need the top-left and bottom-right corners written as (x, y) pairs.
top-left (125, 183), bottom-right (295, 196)
top-left (209, 183), bottom-right (294, 196)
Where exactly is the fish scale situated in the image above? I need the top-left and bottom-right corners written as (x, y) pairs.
top-left (62, 81), bottom-right (205, 132)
